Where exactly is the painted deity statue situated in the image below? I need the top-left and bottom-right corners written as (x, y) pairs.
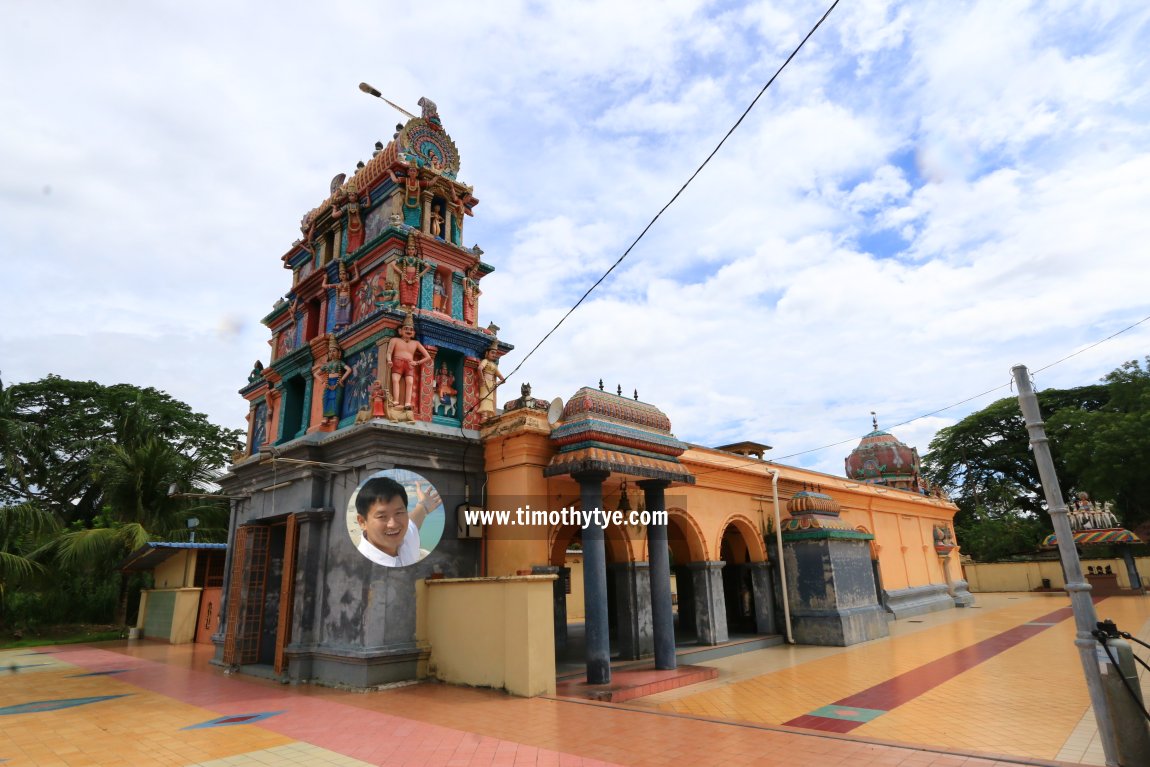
top-left (477, 344), bottom-right (506, 421)
top-left (374, 276), bottom-right (399, 311)
top-left (395, 233), bottom-right (432, 308)
top-left (434, 363), bottom-right (457, 417)
top-left (314, 335), bottom-right (352, 423)
top-left (387, 166), bottom-right (423, 209)
top-left (322, 260), bottom-right (359, 331)
top-left (463, 266), bottom-right (481, 326)
top-left (333, 179), bottom-right (365, 254)
top-left (386, 313), bottom-right (432, 410)
top-left (433, 272), bottom-right (449, 313)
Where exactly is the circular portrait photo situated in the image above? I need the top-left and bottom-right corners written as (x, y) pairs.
top-left (347, 469), bottom-right (444, 567)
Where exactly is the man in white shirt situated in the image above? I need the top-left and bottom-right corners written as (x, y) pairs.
top-left (354, 476), bottom-right (437, 567)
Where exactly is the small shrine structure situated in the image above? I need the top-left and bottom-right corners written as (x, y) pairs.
top-left (1042, 491), bottom-right (1144, 596)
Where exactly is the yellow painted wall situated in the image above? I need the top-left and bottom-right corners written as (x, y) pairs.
top-left (478, 412), bottom-right (962, 601)
top-left (138, 587), bottom-right (202, 643)
top-left (565, 555), bottom-right (584, 620)
top-left (153, 550), bottom-right (196, 588)
top-left (482, 411), bottom-right (556, 576)
top-left (964, 558), bottom-right (1150, 592)
top-left (423, 575), bottom-right (556, 697)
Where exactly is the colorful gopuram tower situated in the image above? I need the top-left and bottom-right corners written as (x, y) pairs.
top-left (241, 96), bottom-right (506, 449)
top-left (216, 98), bottom-right (501, 687)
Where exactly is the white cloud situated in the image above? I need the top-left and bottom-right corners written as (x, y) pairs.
top-left (3, 0), bottom-right (1149, 486)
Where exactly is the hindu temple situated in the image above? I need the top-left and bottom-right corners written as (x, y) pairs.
top-left (200, 98), bottom-right (973, 695)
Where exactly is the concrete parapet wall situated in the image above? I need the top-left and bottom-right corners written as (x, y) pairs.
top-left (422, 575), bottom-right (556, 696)
top-left (964, 557), bottom-right (1150, 592)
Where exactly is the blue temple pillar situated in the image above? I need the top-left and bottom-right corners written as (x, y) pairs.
top-left (640, 479), bottom-right (676, 670)
top-left (574, 469), bottom-right (611, 684)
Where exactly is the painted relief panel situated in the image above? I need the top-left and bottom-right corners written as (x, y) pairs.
top-left (363, 202), bottom-right (391, 244)
top-left (250, 401), bottom-right (267, 454)
top-left (340, 344), bottom-right (379, 422)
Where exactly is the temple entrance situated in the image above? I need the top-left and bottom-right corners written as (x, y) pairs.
top-left (221, 515), bottom-right (300, 675)
top-left (719, 521), bottom-right (757, 635)
top-left (667, 512), bottom-right (707, 645)
top-left (551, 523), bottom-right (632, 671)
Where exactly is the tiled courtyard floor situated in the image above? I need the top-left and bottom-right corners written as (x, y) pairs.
top-left (0, 593), bottom-right (1147, 766)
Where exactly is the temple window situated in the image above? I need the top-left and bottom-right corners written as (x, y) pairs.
top-left (304, 298), bottom-right (321, 342)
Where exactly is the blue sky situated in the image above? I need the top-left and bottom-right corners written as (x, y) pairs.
top-left (2, 0), bottom-right (1149, 478)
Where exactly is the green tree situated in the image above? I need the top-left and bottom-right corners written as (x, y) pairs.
top-left (1, 375), bottom-right (242, 626)
top-left (1050, 357), bottom-right (1150, 530)
top-left (0, 375), bottom-right (241, 528)
top-left (921, 373), bottom-right (1125, 561)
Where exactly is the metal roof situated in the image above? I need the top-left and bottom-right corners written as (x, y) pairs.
top-left (118, 542), bottom-right (227, 572)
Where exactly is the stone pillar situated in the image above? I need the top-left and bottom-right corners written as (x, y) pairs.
top-left (1120, 546), bottom-right (1143, 592)
top-left (573, 470), bottom-right (611, 684)
top-left (533, 565), bottom-right (567, 653)
top-left (747, 561), bottom-right (776, 635)
top-left (687, 561), bottom-right (728, 645)
top-left (421, 192), bottom-right (433, 235)
top-left (610, 562), bottom-right (652, 660)
top-left (290, 510), bottom-right (333, 653)
top-left (640, 480), bottom-right (676, 669)
top-left (940, 550), bottom-right (975, 607)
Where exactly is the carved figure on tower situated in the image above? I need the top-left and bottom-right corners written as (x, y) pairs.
top-left (388, 166), bottom-right (423, 209)
top-left (433, 272), bottom-right (449, 313)
top-left (434, 362), bottom-right (457, 417)
top-left (315, 335), bottom-right (352, 424)
top-left (386, 311), bottom-right (431, 410)
top-left (477, 339), bottom-right (506, 421)
top-left (333, 178), bottom-right (365, 254)
top-left (462, 266), bottom-right (481, 326)
top-left (373, 276), bottom-right (399, 311)
top-left (323, 259), bottom-right (359, 331)
top-left (395, 233), bottom-right (431, 308)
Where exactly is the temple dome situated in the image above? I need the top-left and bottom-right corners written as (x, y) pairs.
top-left (844, 426), bottom-right (921, 489)
top-left (543, 387), bottom-right (694, 483)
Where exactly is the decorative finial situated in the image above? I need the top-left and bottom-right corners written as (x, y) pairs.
top-left (871, 411), bottom-right (878, 431)
top-left (634, 389), bottom-right (639, 401)
top-left (617, 384), bottom-right (622, 396)
top-left (598, 379), bottom-right (604, 391)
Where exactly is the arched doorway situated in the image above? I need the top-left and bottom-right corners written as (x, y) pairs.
top-left (718, 517), bottom-right (769, 635)
top-left (550, 522), bottom-right (635, 669)
top-left (666, 510), bottom-right (707, 644)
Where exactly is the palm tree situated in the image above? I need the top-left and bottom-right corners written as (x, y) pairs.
top-left (48, 404), bottom-right (231, 624)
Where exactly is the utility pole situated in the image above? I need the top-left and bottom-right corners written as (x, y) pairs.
top-left (1012, 365), bottom-right (1120, 766)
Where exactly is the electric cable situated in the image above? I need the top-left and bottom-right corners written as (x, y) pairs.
top-left (497, 0), bottom-right (842, 386)
top-left (1093, 624), bottom-right (1150, 723)
top-left (684, 310), bottom-right (1150, 478)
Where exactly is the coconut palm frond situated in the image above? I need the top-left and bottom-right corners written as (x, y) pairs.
top-left (51, 523), bottom-right (150, 568)
top-left (0, 550), bottom-right (45, 583)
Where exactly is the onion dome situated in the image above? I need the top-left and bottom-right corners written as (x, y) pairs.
top-left (844, 418), bottom-right (921, 489)
top-left (543, 387), bottom-right (694, 483)
top-left (787, 490), bottom-right (840, 516)
top-left (780, 490), bottom-right (869, 538)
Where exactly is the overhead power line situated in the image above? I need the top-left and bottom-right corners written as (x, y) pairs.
top-left (499, 0), bottom-right (842, 384)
